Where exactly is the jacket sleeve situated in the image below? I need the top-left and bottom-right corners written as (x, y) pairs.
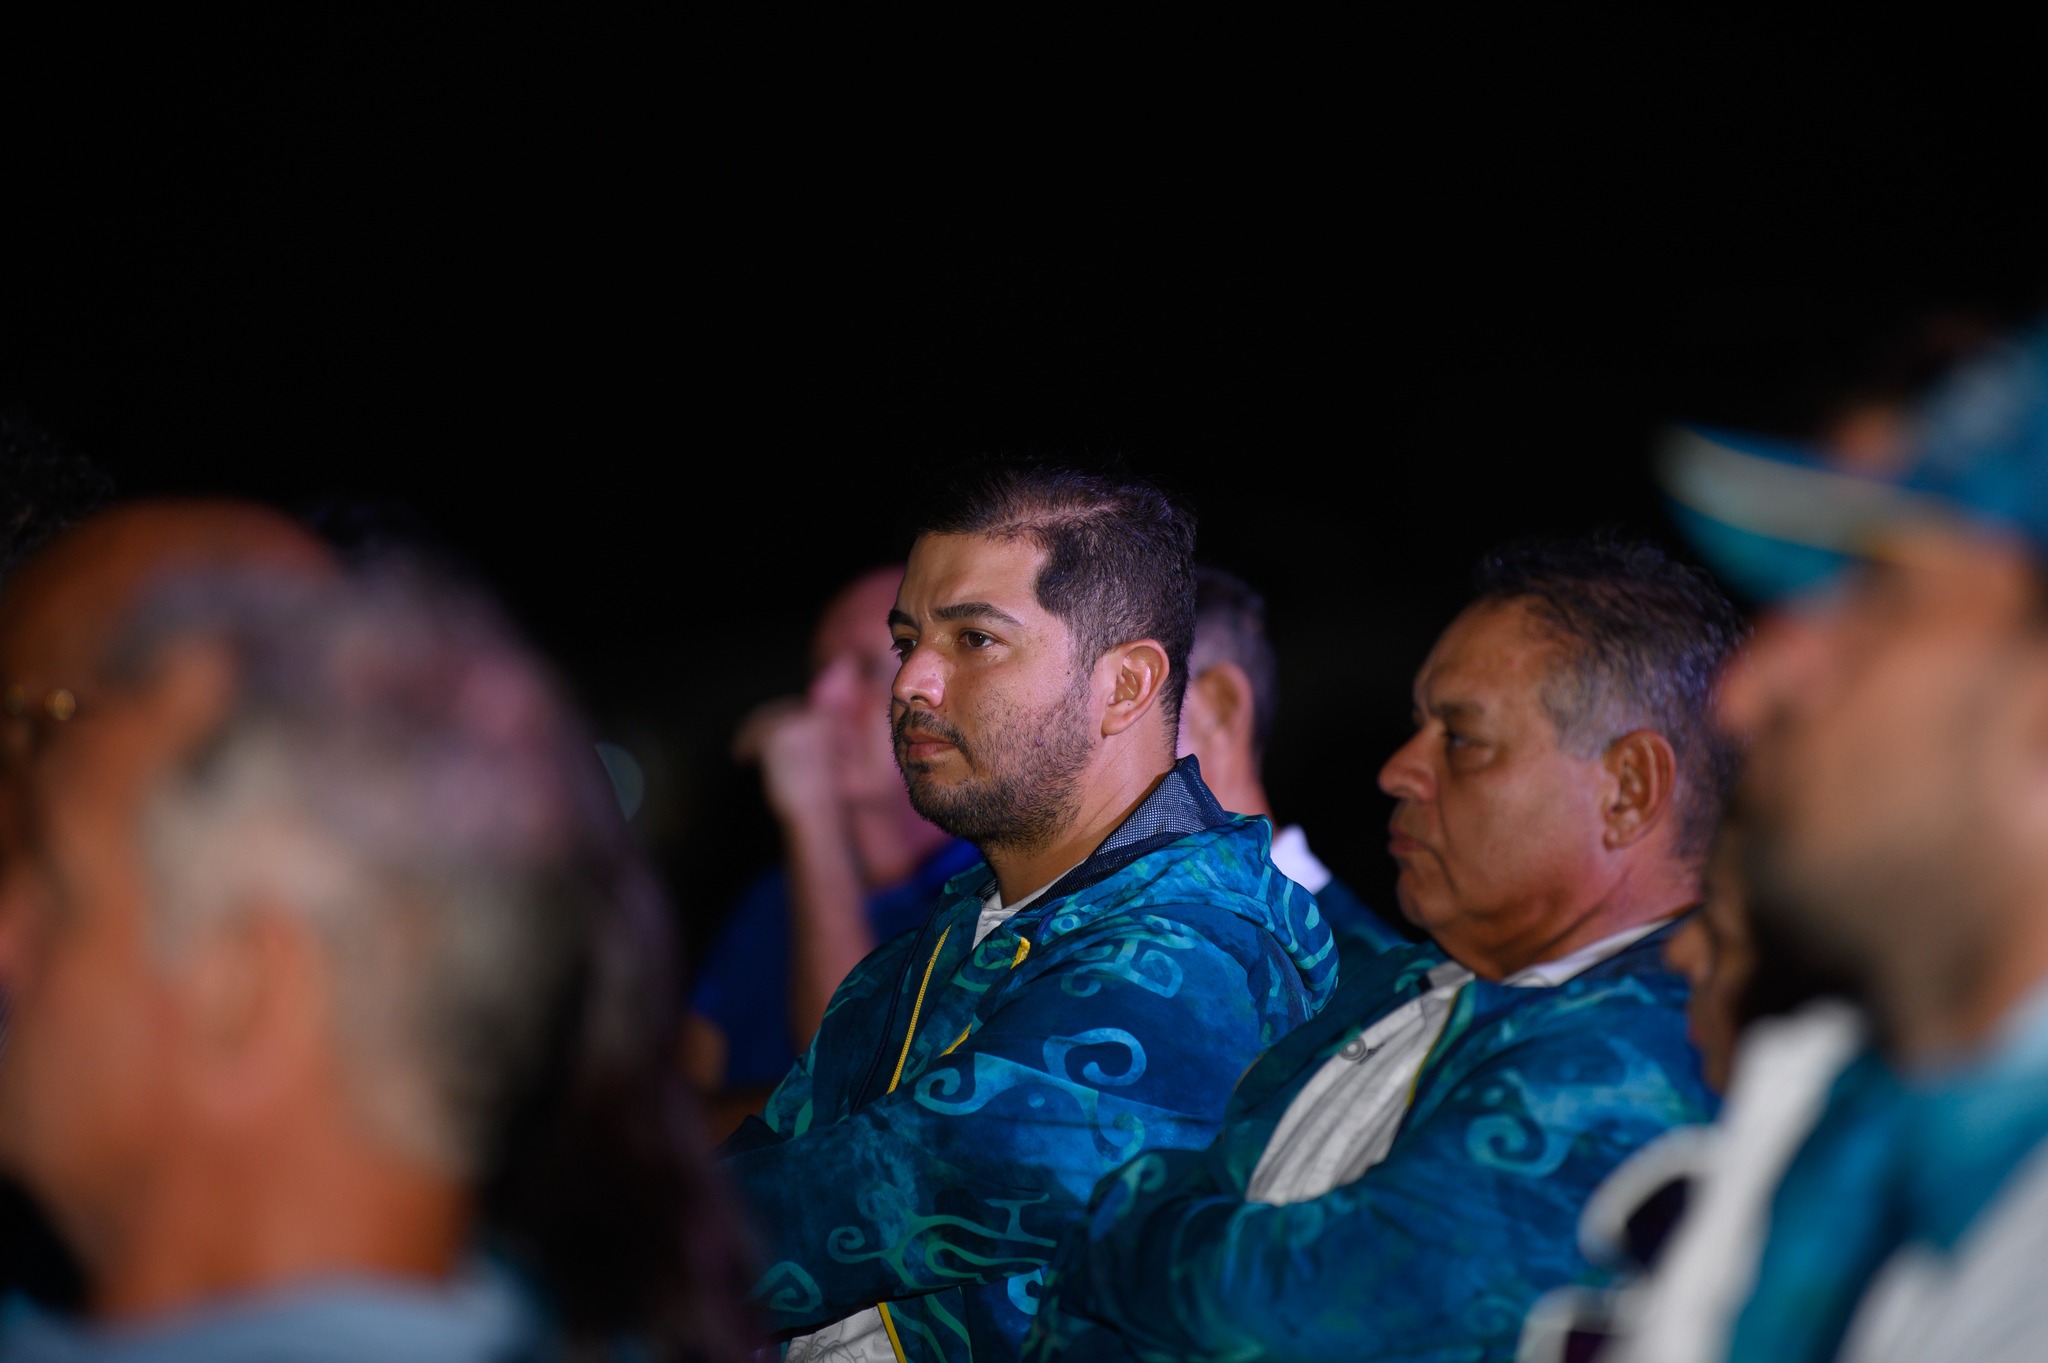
top-left (716, 933), bottom-right (902, 1160)
top-left (1031, 999), bottom-right (1713, 1363)
top-left (726, 914), bottom-right (1300, 1336)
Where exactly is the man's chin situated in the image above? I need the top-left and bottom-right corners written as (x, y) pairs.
top-left (903, 773), bottom-right (969, 828)
top-left (1392, 878), bottom-right (1446, 931)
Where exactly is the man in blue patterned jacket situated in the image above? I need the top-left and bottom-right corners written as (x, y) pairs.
top-left (722, 466), bottom-right (1337, 1363)
top-left (1024, 537), bottom-right (1736, 1362)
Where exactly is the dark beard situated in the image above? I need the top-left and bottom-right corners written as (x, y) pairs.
top-left (1732, 778), bottom-right (1955, 1028)
top-left (1732, 782), bottom-right (1877, 1006)
top-left (894, 678), bottom-right (1094, 855)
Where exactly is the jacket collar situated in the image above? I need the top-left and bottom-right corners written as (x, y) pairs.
top-left (956, 755), bottom-right (1232, 910)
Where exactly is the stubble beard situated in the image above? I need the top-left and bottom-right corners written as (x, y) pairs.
top-left (895, 675), bottom-right (1095, 857)
top-left (1733, 749), bottom-right (2002, 1030)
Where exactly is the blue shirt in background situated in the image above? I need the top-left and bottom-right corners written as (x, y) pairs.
top-left (0, 1263), bottom-right (543, 1363)
top-left (690, 838), bottom-right (981, 1089)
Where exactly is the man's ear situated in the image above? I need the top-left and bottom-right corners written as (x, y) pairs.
top-left (1100, 639), bottom-right (1170, 739)
top-left (1185, 662), bottom-right (1256, 748)
top-left (180, 901), bottom-right (330, 1126)
top-left (145, 638), bottom-right (239, 758)
top-left (1601, 729), bottom-right (1677, 850)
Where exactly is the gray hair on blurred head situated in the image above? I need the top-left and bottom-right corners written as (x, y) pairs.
top-left (109, 558), bottom-right (647, 1179)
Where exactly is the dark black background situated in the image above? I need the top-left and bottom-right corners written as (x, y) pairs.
top-left (7, 25), bottom-right (2044, 962)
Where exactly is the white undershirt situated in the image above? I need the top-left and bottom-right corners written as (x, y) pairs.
top-left (1246, 919), bottom-right (1672, 1206)
top-left (1268, 824), bottom-right (1334, 896)
top-left (786, 865), bottom-right (1077, 1363)
top-left (973, 864), bottom-right (1074, 946)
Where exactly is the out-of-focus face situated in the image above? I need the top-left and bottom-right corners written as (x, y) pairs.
top-left (0, 663), bottom-right (190, 1230)
top-left (888, 533), bottom-right (1096, 850)
top-left (1378, 599), bottom-right (1615, 975)
top-left (1715, 529), bottom-right (2044, 1017)
top-left (808, 567), bottom-right (908, 805)
top-left (0, 504), bottom-right (334, 1251)
top-left (1664, 826), bottom-right (1753, 1093)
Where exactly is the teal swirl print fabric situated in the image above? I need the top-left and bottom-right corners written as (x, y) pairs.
top-left (1023, 927), bottom-right (1715, 1363)
top-left (724, 812), bottom-right (1338, 1363)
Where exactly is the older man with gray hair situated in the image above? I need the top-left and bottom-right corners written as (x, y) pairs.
top-left (1027, 536), bottom-right (1735, 1363)
top-left (0, 503), bottom-right (749, 1361)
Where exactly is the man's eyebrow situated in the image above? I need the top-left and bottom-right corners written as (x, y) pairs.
top-left (1420, 697), bottom-right (1486, 721)
top-left (888, 608), bottom-right (917, 631)
top-left (930, 601), bottom-right (1023, 628)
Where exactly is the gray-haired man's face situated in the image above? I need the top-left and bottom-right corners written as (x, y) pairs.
top-left (1376, 598), bottom-right (1621, 976)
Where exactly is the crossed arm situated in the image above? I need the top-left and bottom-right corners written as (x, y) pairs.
top-left (1030, 1015), bottom-right (1712, 1362)
top-left (727, 917), bottom-right (1310, 1336)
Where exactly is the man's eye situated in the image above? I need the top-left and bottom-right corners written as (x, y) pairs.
top-left (960, 630), bottom-right (993, 649)
top-left (890, 637), bottom-right (916, 661)
top-left (1444, 731), bottom-right (1472, 750)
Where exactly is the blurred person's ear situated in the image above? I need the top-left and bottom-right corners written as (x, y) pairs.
top-left (1184, 663), bottom-right (1256, 752)
top-left (180, 903), bottom-right (332, 1128)
top-left (139, 639), bottom-right (239, 760)
top-left (1600, 730), bottom-right (1677, 851)
top-left (1099, 640), bottom-right (1170, 740)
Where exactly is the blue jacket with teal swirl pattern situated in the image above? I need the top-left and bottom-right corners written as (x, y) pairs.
top-left (722, 758), bottom-right (1337, 1363)
top-left (1022, 924), bottom-right (1714, 1363)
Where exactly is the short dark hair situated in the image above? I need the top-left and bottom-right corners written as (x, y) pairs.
top-left (1191, 566), bottom-right (1280, 758)
top-left (1471, 536), bottom-right (1747, 860)
top-left (918, 465), bottom-right (1198, 728)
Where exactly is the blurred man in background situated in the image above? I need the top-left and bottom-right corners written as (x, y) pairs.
top-left (684, 565), bottom-right (974, 1128)
top-left (1631, 316), bottom-right (2048, 1362)
top-left (723, 466), bottom-right (1335, 1363)
top-left (0, 505), bottom-right (751, 1360)
top-left (1026, 538), bottom-right (1734, 1363)
top-left (1179, 565), bottom-right (1406, 959)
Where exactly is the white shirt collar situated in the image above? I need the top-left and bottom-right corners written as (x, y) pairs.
top-left (1503, 916), bottom-right (1675, 987)
top-left (975, 861), bottom-right (1084, 947)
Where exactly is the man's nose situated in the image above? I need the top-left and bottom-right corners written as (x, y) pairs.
top-left (1714, 610), bottom-right (1830, 743)
top-left (1377, 730), bottom-right (1433, 802)
top-left (892, 643), bottom-right (944, 711)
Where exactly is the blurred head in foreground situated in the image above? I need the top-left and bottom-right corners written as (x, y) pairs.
top-left (1666, 317), bottom-right (2048, 1063)
top-left (0, 504), bottom-right (749, 1359)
